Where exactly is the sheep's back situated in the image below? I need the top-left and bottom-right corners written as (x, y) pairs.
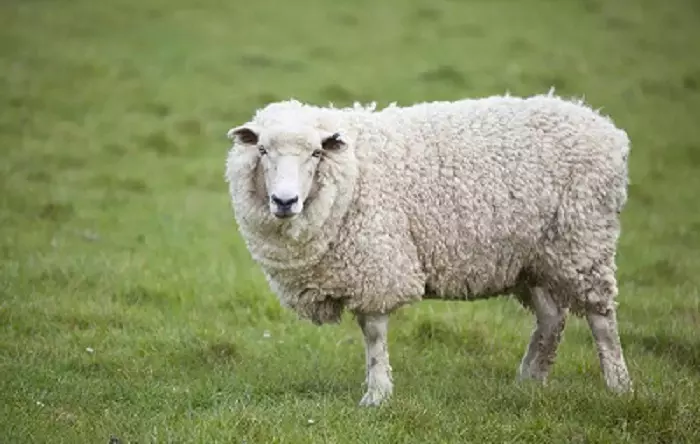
top-left (361, 95), bottom-right (629, 300)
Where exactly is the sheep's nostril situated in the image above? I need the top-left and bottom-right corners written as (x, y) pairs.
top-left (271, 194), bottom-right (299, 208)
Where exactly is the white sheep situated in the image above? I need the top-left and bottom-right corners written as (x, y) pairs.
top-left (224, 91), bottom-right (633, 406)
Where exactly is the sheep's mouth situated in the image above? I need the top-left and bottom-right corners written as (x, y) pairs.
top-left (273, 210), bottom-right (297, 219)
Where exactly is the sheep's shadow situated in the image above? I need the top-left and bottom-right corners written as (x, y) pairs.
top-left (283, 379), bottom-right (357, 399)
top-left (628, 332), bottom-right (700, 374)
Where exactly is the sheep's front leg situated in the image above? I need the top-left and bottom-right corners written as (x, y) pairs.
top-left (357, 313), bottom-right (393, 407)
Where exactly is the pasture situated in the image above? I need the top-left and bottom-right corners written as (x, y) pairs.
top-left (1, 0), bottom-right (699, 442)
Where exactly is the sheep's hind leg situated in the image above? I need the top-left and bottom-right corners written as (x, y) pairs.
top-left (357, 313), bottom-right (393, 407)
top-left (586, 302), bottom-right (632, 393)
top-left (518, 286), bottom-right (568, 383)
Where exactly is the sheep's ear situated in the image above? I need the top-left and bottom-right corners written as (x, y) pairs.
top-left (321, 132), bottom-right (346, 151)
top-left (227, 125), bottom-right (260, 145)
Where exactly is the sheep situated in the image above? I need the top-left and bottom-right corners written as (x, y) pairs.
top-left (224, 91), bottom-right (633, 406)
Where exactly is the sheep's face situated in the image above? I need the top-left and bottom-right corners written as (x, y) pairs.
top-left (227, 124), bottom-right (348, 220)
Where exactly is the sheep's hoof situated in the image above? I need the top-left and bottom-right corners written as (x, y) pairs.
top-left (607, 378), bottom-right (634, 394)
top-left (516, 370), bottom-right (548, 385)
top-left (358, 386), bottom-right (392, 407)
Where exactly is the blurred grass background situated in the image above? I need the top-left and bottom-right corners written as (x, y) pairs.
top-left (1, 0), bottom-right (700, 442)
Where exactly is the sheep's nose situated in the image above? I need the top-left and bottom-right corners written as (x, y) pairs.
top-left (271, 194), bottom-right (299, 208)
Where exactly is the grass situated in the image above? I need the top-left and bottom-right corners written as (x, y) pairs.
top-left (2, 0), bottom-right (700, 442)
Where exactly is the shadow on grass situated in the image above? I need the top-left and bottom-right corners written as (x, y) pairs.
top-left (625, 257), bottom-right (692, 288)
top-left (418, 64), bottom-right (469, 88)
top-left (166, 339), bottom-right (242, 368)
top-left (631, 332), bottom-right (700, 374)
top-left (282, 378), bottom-right (356, 399)
top-left (434, 370), bottom-right (691, 442)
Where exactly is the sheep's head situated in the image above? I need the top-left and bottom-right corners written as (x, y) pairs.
top-left (227, 124), bottom-right (349, 220)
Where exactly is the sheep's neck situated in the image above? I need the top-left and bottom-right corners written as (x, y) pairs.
top-left (242, 187), bottom-right (356, 273)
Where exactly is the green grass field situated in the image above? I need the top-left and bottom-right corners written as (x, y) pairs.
top-left (2, 0), bottom-right (700, 442)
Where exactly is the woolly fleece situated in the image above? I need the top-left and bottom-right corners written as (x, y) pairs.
top-left (224, 92), bottom-right (630, 326)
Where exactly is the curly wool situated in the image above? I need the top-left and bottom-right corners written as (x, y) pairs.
top-left (225, 92), bottom-right (630, 325)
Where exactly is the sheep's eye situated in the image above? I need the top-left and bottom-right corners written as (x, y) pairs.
top-left (258, 146), bottom-right (267, 156)
top-left (311, 149), bottom-right (323, 158)
top-left (321, 132), bottom-right (344, 151)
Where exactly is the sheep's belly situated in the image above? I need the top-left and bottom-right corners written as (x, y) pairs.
top-left (421, 257), bottom-right (527, 302)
